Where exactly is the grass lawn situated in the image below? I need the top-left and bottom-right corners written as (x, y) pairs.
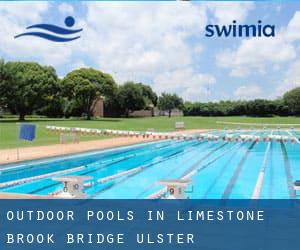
top-left (1, 116), bottom-right (300, 149)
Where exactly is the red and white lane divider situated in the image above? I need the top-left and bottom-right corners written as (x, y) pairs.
top-left (286, 130), bottom-right (300, 144)
top-left (96, 167), bottom-right (143, 184)
top-left (0, 165), bottom-right (87, 189)
top-left (45, 126), bottom-right (297, 144)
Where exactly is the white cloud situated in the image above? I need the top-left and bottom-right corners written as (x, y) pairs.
top-left (3, 2), bottom-right (298, 102)
top-left (273, 60), bottom-right (300, 98)
top-left (153, 68), bottom-right (216, 101)
top-left (207, 2), bottom-right (255, 24)
top-left (58, 3), bottom-right (74, 15)
top-left (268, 11), bottom-right (300, 98)
top-left (0, 2), bottom-right (48, 23)
top-left (0, 2), bottom-right (78, 67)
top-left (0, 2), bottom-right (212, 94)
top-left (71, 61), bottom-right (88, 70)
top-left (193, 44), bottom-right (204, 55)
top-left (216, 11), bottom-right (300, 78)
top-left (286, 11), bottom-right (300, 42)
top-left (217, 34), bottom-right (296, 77)
top-left (234, 85), bottom-right (262, 100)
top-left (78, 2), bottom-right (207, 83)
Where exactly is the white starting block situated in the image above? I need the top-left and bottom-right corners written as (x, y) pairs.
top-left (60, 132), bottom-right (80, 144)
top-left (175, 122), bottom-right (185, 130)
top-left (53, 176), bottom-right (91, 199)
top-left (158, 179), bottom-right (192, 199)
top-left (294, 181), bottom-right (300, 196)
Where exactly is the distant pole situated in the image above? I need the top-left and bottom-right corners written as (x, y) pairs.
top-left (206, 83), bottom-right (211, 102)
top-left (16, 123), bottom-right (20, 160)
top-left (113, 71), bottom-right (117, 81)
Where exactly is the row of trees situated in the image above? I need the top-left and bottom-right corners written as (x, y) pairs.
top-left (183, 89), bottom-right (300, 117)
top-left (0, 60), bottom-right (183, 120)
top-left (1, 60), bottom-right (300, 120)
top-left (183, 99), bottom-right (288, 116)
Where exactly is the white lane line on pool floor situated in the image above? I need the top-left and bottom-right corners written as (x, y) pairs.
top-left (181, 143), bottom-right (241, 180)
top-left (147, 142), bottom-right (240, 199)
top-left (148, 131), bottom-right (259, 199)
top-left (221, 141), bottom-right (257, 199)
top-left (25, 141), bottom-right (189, 197)
top-left (202, 143), bottom-right (248, 199)
top-left (252, 129), bottom-right (274, 199)
top-left (91, 141), bottom-right (204, 198)
top-left (252, 141), bottom-right (272, 199)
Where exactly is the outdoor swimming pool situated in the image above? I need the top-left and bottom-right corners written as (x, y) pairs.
top-left (1, 129), bottom-right (300, 199)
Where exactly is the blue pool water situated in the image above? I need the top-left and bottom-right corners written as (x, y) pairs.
top-left (1, 130), bottom-right (300, 199)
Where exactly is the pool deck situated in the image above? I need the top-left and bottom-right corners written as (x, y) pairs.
top-left (0, 192), bottom-right (54, 199)
top-left (0, 129), bottom-right (206, 165)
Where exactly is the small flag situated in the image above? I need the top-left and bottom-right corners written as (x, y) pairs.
top-left (19, 124), bottom-right (36, 141)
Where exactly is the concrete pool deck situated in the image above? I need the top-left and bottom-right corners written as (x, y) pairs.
top-left (0, 129), bottom-right (206, 165)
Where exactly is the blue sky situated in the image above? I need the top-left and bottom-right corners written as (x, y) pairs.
top-left (1, 1), bottom-right (300, 102)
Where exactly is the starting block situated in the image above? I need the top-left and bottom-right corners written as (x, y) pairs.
top-left (158, 179), bottom-right (192, 199)
top-left (53, 176), bottom-right (91, 199)
top-left (294, 180), bottom-right (300, 196)
top-left (60, 132), bottom-right (80, 144)
top-left (175, 122), bottom-right (185, 130)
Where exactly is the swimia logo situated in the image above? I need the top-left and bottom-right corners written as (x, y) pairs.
top-left (205, 20), bottom-right (275, 38)
top-left (14, 16), bottom-right (83, 42)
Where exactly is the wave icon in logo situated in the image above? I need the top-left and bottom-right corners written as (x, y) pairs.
top-left (14, 16), bottom-right (82, 42)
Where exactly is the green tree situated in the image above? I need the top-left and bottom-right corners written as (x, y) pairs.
top-left (158, 93), bottom-right (183, 118)
top-left (273, 99), bottom-right (290, 116)
top-left (117, 82), bottom-right (146, 117)
top-left (138, 83), bottom-right (158, 106)
top-left (0, 59), bottom-right (8, 109)
top-left (0, 61), bottom-right (59, 121)
top-left (283, 87), bottom-right (300, 115)
top-left (61, 68), bottom-right (117, 120)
